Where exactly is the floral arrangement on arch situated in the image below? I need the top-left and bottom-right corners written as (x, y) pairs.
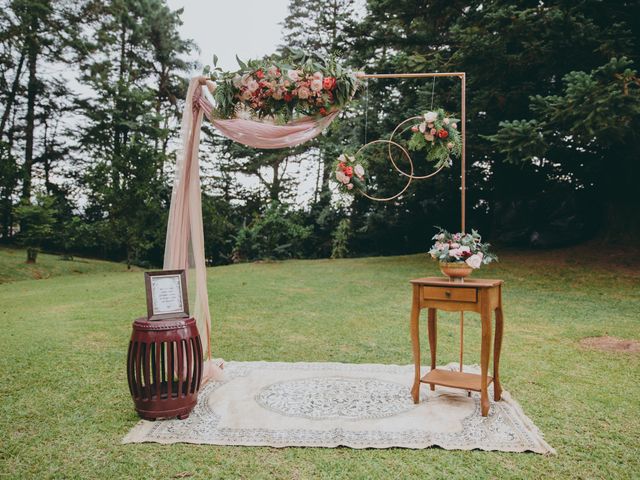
top-left (333, 153), bottom-right (367, 193)
top-left (204, 49), bottom-right (358, 122)
top-left (429, 227), bottom-right (497, 269)
top-left (408, 109), bottom-right (462, 169)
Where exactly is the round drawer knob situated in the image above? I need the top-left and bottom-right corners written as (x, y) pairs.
top-left (445, 291), bottom-right (451, 298)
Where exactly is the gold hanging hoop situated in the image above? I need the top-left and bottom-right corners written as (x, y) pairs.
top-left (387, 116), bottom-right (447, 180)
top-left (354, 139), bottom-right (414, 202)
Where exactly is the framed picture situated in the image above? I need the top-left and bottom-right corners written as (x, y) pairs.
top-left (144, 270), bottom-right (189, 321)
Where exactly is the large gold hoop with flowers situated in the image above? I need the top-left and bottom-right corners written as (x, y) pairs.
top-left (354, 139), bottom-right (415, 202)
top-left (387, 116), bottom-right (448, 180)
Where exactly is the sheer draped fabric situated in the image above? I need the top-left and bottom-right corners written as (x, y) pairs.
top-left (164, 77), bottom-right (340, 383)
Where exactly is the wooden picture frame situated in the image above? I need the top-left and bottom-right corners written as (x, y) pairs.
top-left (144, 270), bottom-right (189, 321)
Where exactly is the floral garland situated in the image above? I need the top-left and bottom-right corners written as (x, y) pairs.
top-left (204, 50), bottom-right (358, 122)
top-left (408, 109), bottom-right (461, 168)
top-left (428, 228), bottom-right (497, 269)
top-left (333, 154), bottom-right (367, 193)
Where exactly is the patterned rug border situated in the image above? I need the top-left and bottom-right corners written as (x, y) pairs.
top-left (123, 361), bottom-right (555, 455)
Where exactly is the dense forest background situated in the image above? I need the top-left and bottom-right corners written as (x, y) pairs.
top-left (1, 0), bottom-right (638, 267)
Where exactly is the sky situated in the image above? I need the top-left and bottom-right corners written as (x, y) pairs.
top-left (166, 0), bottom-right (291, 73)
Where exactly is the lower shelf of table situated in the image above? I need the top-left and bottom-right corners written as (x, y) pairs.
top-left (420, 368), bottom-right (493, 392)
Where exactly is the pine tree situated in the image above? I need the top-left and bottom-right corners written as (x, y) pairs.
top-left (76, 0), bottom-right (194, 266)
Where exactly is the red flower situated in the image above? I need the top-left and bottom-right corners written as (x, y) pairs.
top-left (461, 251), bottom-right (472, 258)
top-left (255, 69), bottom-right (265, 79)
top-left (319, 107), bottom-right (328, 116)
top-left (323, 77), bottom-right (336, 90)
top-left (283, 92), bottom-right (293, 102)
top-left (345, 166), bottom-right (353, 177)
top-left (438, 129), bottom-right (449, 139)
top-left (338, 162), bottom-right (346, 170)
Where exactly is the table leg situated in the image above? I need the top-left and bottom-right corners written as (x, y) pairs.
top-left (410, 286), bottom-right (421, 404)
top-left (480, 290), bottom-right (492, 416)
top-left (493, 303), bottom-right (504, 401)
top-left (427, 308), bottom-right (437, 391)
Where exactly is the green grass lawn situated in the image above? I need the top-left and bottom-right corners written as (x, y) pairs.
top-left (0, 247), bottom-right (638, 479)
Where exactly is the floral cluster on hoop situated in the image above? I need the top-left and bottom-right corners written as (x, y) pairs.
top-left (408, 109), bottom-right (462, 168)
top-left (204, 49), bottom-right (357, 122)
top-left (428, 227), bottom-right (497, 269)
top-left (333, 153), bottom-right (367, 193)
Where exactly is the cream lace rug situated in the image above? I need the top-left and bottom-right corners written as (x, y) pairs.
top-left (123, 361), bottom-right (554, 454)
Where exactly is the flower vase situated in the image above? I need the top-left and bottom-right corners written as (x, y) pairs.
top-left (439, 262), bottom-right (473, 282)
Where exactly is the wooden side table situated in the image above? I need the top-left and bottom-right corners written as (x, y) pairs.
top-left (409, 277), bottom-right (504, 416)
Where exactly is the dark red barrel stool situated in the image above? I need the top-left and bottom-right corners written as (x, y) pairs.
top-left (127, 317), bottom-right (203, 420)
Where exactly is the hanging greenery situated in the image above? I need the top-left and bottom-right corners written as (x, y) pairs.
top-left (203, 49), bottom-right (358, 122)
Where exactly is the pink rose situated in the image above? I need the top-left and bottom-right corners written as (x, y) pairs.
top-left (430, 128), bottom-right (437, 135)
top-left (268, 65), bottom-right (279, 77)
top-left (245, 79), bottom-right (259, 93)
top-left (452, 123), bottom-right (457, 130)
top-left (297, 86), bottom-right (311, 99)
top-left (313, 71), bottom-right (323, 80)
top-left (347, 183), bottom-right (354, 190)
top-left (287, 69), bottom-right (300, 81)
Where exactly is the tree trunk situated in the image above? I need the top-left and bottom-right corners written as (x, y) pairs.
top-left (22, 17), bottom-right (39, 201)
top-left (0, 47), bottom-right (26, 141)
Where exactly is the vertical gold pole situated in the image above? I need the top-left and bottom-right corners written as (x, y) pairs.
top-left (460, 73), bottom-right (466, 234)
top-left (460, 73), bottom-right (466, 373)
top-left (459, 312), bottom-right (464, 372)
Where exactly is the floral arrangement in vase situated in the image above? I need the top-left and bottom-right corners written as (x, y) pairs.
top-left (333, 153), bottom-right (367, 193)
top-left (429, 227), bottom-right (497, 280)
top-left (408, 109), bottom-right (462, 169)
top-left (204, 49), bottom-right (358, 122)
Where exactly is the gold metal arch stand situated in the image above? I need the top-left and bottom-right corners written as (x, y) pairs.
top-left (355, 72), bottom-right (467, 373)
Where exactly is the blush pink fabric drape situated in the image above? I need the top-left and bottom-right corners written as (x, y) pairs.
top-left (164, 77), bottom-right (340, 383)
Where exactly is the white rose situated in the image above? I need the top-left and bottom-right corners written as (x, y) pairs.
top-left (232, 74), bottom-right (243, 88)
top-left (465, 254), bottom-right (482, 269)
top-left (337, 154), bottom-right (346, 163)
top-left (313, 71), bottom-right (323, 80)
top-left (354, 164), bottom-right (365, 177)
top-left (424, 111), bottom-right (438, 123)
top-left (452, 123), bottom-right (458, 130)
top-left (310, 79), bottom-right (323, 92)
top-left (443, 117), bottom-right (450, 125)
top-left (419, 122), bottom-right (427, 133)
top-left (447, 142), bottom-right (454, 149)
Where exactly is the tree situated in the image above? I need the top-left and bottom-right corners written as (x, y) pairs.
top-left (75, 0), bottom-right (193, 267)
top-left (14, 193), bottom-right (56, 262)
top-left (489, 57), bottom-right (640, 239)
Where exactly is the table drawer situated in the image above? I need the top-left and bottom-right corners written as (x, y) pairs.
top-left (423, 286), bottom-right (477, 303)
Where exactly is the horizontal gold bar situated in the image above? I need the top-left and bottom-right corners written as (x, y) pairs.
top-left (355, 72), bottom-right (465, 79)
